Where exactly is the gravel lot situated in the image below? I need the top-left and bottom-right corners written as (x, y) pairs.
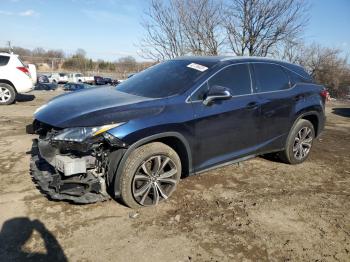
top-left (0, 91), bottom-right (349, 261)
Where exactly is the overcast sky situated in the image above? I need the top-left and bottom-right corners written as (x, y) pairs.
top-left (0, 0), bottom-right (349, 61)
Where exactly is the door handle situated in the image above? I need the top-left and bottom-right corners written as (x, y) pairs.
top-left (245, 102), bottom-right (259, 110)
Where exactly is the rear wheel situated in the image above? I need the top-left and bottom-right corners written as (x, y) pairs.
top-left (119, 142), bottom-right (181, 208)
top-left (0, 83), bottom-right (16, 105)
top-left (278, 119), bottom-right (315, 164)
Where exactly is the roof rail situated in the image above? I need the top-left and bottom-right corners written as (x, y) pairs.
top-left (220, 56), bottom-right (284, 62)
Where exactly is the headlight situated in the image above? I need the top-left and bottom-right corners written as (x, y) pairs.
top-left (52, 123), bottom-right (124, 142)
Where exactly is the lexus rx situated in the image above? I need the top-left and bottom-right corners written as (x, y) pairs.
top-left (29, 56), bottom-right (326, 208)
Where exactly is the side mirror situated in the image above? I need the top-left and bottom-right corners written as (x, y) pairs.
top-left (203, 85), bottom-right (232, 106)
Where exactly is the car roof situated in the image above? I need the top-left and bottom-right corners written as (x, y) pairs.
top-left (0, 52), bottom-right (11, 57)
top-left (176, 55), bottom-right (294, 66)
top-left (175, 55), bottom-right (309, 79)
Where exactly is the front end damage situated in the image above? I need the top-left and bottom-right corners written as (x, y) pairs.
top-left (29, 121), bottom-right (126, 204)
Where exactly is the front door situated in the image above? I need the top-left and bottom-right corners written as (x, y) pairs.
top-left (190, 63), bottom-right (261, 171)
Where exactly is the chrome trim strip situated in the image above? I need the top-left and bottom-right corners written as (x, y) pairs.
top-left (185, 61), bottom-right (308, 104)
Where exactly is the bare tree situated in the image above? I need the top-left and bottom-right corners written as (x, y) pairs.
top-left (117, 56), bottom-right (137, 72)
top-left (223, 0), bottom-right (309, 56)
top-left (139, 0), bottom-right (223, 60)
top-left (175, 0), bottom-right (224, 55)
top-left (299, 44), bottom-right (348, 90)
top-left (277, 38), bottom-right (305, 63)
top-left (75, 48), bottom-right (87, 58)
top-left (139, 0), bottom-right (187, 61)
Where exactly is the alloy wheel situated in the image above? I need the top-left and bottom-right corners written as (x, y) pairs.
top-left (132, 155), bottom-right (178, 206)
top-left (293, 126), bottom-right (313, 160)
top-left (0, 86), bottom-right (11, 103)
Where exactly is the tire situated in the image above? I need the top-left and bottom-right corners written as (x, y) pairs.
top-left (119, 142), bottom-right (181, 208)
top-left (0, 83), bottom-right (16, 105)
top-left (278, 119), bottom-right (315, 164)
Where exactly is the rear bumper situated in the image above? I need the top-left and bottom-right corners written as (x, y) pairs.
top-left (15, 78), bottom-right (34, 93)
top-left (30, 139), bottom-right (110, 204)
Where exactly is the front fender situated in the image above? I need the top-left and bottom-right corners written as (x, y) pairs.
top-left (111, 131), bottom-right (193, 198)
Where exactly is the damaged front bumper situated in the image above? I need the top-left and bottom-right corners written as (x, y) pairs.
top-left (29, 122), bottom-right (127, 204)
top-left (30, 139), bottom-right (110, 204)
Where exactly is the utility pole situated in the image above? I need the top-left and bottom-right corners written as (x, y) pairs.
top-left (6, 41), bottom-right (12, 53)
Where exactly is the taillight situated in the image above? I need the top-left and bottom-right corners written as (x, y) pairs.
top-left (17, 66), bottom-right (31, 78)
top-left (320, 89), bottom-right (329, 102)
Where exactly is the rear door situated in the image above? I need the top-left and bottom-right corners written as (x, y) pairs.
top-left (191, 63), bottom-right (261, 171)
top-left (252, 63), bottom-right (294, 151)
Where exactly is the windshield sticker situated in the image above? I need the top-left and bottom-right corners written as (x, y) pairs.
top-left (187, 63), bottom-right (208, 72)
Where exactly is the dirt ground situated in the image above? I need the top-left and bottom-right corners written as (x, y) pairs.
top-left (0, 91), bottom-right (349, 262)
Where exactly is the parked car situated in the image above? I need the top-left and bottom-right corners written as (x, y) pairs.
top-left (34, 83), bottom-right (58, 91)
top-left (0, 52), bottom-right (36, 105)
top-left (111, 79), bottom-right (120, 85)
top-left (48, 73), bottom-right (68, 84)
top-left (30, 56), bottom-right (326, 207)
top-left (38, 74), bottom-right (49, 84)
top-left (103, 77), bottom-right (113, 85)
top-left (63, 82), bottom-right (93, 91)
top-left (94, 76), bottom-right (108, 85)
top-left (67, 73), bottom-right (94, 84)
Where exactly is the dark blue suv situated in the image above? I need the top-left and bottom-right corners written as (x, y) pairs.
top-left (30, 56), bottom-right (326, 208)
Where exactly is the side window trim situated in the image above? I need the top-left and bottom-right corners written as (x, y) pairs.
top-left (187, 62), bottom-right (253, 103)
top-left (187, 61), bottom-right (301, 103)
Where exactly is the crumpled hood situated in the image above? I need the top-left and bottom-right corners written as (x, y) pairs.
top-left (34, 86), bottom-right (164, 128)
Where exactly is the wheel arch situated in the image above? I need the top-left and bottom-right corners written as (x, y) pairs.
top-left (111, 132), bottom-right (192, 198)
top-left (293, 110), bottom-right (322, 138)
top-left (0, 79), bottom-right (17, 93)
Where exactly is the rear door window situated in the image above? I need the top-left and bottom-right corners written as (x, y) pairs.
top-left (253, 63), bottom-right (290, 93)
top-left (0, 55), bottom-right (10, 66)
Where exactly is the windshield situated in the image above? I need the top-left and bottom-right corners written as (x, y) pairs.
top-left (116, 60), bottom-right (211, 98)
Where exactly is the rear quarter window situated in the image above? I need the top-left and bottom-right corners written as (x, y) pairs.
top-left (287, 70), bottom-right (313, 85)
top-left (0, 56), bottom-right (10, 66)
top-left (253, 63), bottom-right (290, 92)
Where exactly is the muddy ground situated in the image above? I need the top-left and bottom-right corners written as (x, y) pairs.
top-left (0, 91), bottom-right (349, 262)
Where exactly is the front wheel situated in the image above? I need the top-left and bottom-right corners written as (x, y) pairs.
top-left (119, 142), bottom-right (181, 208)
top-left (0, 83), bottom-right (16, 105)
top-left (278, 119), bottom-right (315, 164)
